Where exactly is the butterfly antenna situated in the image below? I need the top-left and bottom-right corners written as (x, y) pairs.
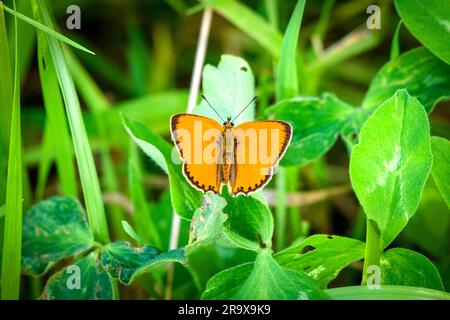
top-left (201, 94), bottom-right (225, 122)
top-left (231, 96), bottom-right (257, 123)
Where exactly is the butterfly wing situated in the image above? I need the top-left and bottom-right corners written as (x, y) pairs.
top-left (230, 120), bottom-right (292, 195)
top-left (171, 114), bottom-right (223, 193)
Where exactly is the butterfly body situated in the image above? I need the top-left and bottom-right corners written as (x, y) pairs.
top-left (171, 113), bottom-right (292, 196)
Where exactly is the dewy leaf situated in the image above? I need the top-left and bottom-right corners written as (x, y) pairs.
top-left (395, 0), bottom-right (450, 64)
top-left (22, 196), bottom-right (94, 276)
top-left (363, 47), bottom-right (450, 113)
top-left (188, 193), bottom-right (227, 246)
top-left (430, 136), bottom-right (450, 206)
top-left (223, 195), bottom-right (274, 251)
top-left (266, 94), bottom-right (354, 166)
top-left (101, 241), bottom-right (187, 285)
top-left (275, 235), bottom-right (365, 289)
top-left (41, 251), bottom-right (113, 300)
top-left (123, 116), bottom-right (202, 220)
top-left (381, 248), bottom-right (444, 291)
top-left (194, 55), bottom-right (255, 125)
top-left (350, 90), bottom-right (433, 247)
top-left (202, 249), bottom-right (328, 300)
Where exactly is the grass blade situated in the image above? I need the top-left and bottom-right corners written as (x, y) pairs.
top-left (33, 0), bottom-right (109, 244)
top-left (1, 0), bottom-right (22, 299)
top-left (2, 3), bottom-right (95, 55)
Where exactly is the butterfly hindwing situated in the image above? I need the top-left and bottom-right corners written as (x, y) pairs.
top-left (171, 114), bottom-right (223, 193)
top-left (230, 120), bottom-right (292, 195)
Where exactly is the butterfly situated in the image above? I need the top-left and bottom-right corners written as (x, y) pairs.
top-left (170, 96), bottom-right (292, 196)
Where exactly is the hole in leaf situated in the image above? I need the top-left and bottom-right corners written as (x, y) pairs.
top-left (300, 245), bottom-right (316, 254)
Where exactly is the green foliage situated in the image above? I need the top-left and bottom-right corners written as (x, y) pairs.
top-left (101, 242), bottom-right (186, 285)
top-left (326, 285), bottom-right (450, 300)
top-left (41, 251), bottom-right (113, 300)
top-left (22, 197), bottom-right (94, 275)
top-left (395, 0), bottom-right (450, 64)
top-left (363, 48), bottom-right (450, 113)
top-left (350, 90), bottom-right (433, 247)
top-left (202, 249), bottom-right (328, 300)
top-left (275, 235), bottom-right (365, 288)
top-left (431, 136), bottom-right (450, 206)
top-left (267, 94), bottom-right (354, 166)
top-left (381, 248), bottom-right (444, 290)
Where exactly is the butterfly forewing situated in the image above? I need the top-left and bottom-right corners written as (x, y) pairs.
top-left (171, 114), bottom-right (223, 193)
top-left (230, 121), bottom-right (292, 195)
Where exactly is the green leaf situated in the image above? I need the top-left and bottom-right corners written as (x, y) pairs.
top-left (325, 285), bottom-right (450, 300)
top-left (223, 195), bottom-right (273, 251)
top-left (431, 136), bottom-right (450, 206)
top-left (188, 193), bottom-right (227, 246)
top-left (266, 94), bottom-right (354, 166)
top-left (34, 0), bottom-right (109, 244)
top-left (350, 90), bottom-right (433, 247)
top-left (209, 1), bottom-right (282, 58)
top-left (41, 251), bottom-right (113, 300)
top-left (390, 21), bottom-right (402, 61)
top-left (22, 196), bottom-right (94, 275)
top-left (1, 0), bottom-right (22, 299)
top-left (363, 47), bottom-right (450, 113)
top-left (202, 249), bottom-right (328, 300)
top-left (121, 220), bottom-right (142, 244)
top-left (275, 235), bottom-right (366, 289)
top-left (2, 3), bottom-right (95, 55)
top-left (123, 116), bottom-right (202, 220)
top-left (381, 248), bottom-right (444, 291)
top-left (276, 0), bottom-right (305, 100)
top-left (395, 0), bottom-right (450, 64)
top-left (101, 241), bottom-right (186, 285)
top-left (194, 55), bottom-right (255, 125)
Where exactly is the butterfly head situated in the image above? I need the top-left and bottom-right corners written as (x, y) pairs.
top-left (223, 116), bottom-right (235, 128)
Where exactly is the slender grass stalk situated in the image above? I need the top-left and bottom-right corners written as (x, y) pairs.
top-left (165, 7), bottom-right (213, 300)
top-left (33, 0), bottom-right (110, 244)
top-left (361, 219), bottom-right (381, 285)
top-left (1, 0), bottom-right (22, 299)
top-left (36, 24), bottom-right (77, 198)
top-left (0, 4), bottom-right (13, 205)
top-left (390, 21), bottom-right (402, 61)
top-left (275, 0), bottom-right (305, 250)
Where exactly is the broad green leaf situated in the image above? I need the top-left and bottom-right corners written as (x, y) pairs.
top-left (363, 47), bottom-right (450, 113)
top-left (350, 90), bottom-right (433, 247)
top-left (1, 0), bottom-right (22, 299)
top-left (209, 1), bottom-right (282, 58)
top-left (266, 94), bottom-right (354, 166)
top-left (194, 55), bottom-right (255, 125)
top-left (41, 251), bottom-right (113, 300)
top-left (123, 116), bottom-right (202, 220)
top-left (395, 0), bottom-right (450, 64)
top-left (431, 136), bottom-right (450, 206)
top-left (188, 193), bottom-right (227, 246)
top-left (276, 0), bottom-right (305, 100)
top-left (325, 285), bottom-right (450, 300)
top-left (202, 249), bottom-right (328, 300)
top-left (22, 196), bottom-right (94, 275)
top-left (381, 248), bottom-right (444, 291)
top-left (101, 241), bottom-right (186, 285)
top-left (223, 195), bottom-right (273, 251)
top-left (275, 235), bottom-right (365, 289)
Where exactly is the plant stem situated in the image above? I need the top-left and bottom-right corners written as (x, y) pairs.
top-left (361, 219), bottom-right (381, 285)
top-left (165, 7), bottom-right (213, 300)
top-left (275, 167), bottom-right (286, 250)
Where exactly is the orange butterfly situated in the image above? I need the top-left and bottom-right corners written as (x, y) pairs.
top-left (170, 96), bottom-right (292, 196)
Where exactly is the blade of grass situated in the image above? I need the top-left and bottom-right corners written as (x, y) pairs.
top-left (36, 23), bottom-right (77, 198)
top-left (2, 3), bottom-right (94, 55)
top-left (33, 0), bottom-right (109, 244)
top-left (0, 3), bottom-right (13, 205)
top-left (390, 21), bottom-right (402, 61)
top-left (275, 0), bottom-right (306, 250)
top-left (1, 0), bottom-right (22, 299)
